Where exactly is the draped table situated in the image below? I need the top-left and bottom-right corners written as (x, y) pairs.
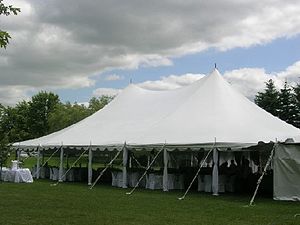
top-left (1, 168), bottom-right (33, 183)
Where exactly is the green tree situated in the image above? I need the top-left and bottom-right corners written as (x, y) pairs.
top-left (293, 83), bottom-right (300, 127)
top-left (88, 96), bottom-right (114, 114)
top-left (255, 79), bottom-right (280, 116)
top-left (0, 103), bottom-right (10, 173)
top-left (48, 102), bottom-right (90, 133)
top-left (278, 81), bottom-right (298, 127)
top-left (0, 0), bottom-right (20, 48)
top-left (28, 91), bottom-right (60, 138)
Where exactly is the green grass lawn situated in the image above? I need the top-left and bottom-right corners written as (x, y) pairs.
top-left (0, 180), bottom-right (299, 225)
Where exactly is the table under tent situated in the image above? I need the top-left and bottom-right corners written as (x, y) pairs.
top-left (13, 69), bottom-right (300, 201)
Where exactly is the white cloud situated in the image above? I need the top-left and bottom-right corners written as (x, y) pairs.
top-left (93, 88), bottom-right (122, 97)
top-left (104, 74), bottom-right (124, 81)
top-left (224, 61), bottom-right (300, 99)
top-left (103, 61), bottom-right (300, 100)
top-left (1, 0), bottom-right (300, 104)
top-left (138, 73), bottom-right (204, 90)
top-left (0, 85), bottom-right (33, 105)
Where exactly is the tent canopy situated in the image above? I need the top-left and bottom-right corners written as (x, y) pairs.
top-left (15, 69), bottom-right (300, 150)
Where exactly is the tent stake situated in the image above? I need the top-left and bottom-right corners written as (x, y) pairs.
top-left (126, 143), bottom-right (166, 195)
top-left (90, 142), bottom-right (126, 190)
top-left (249, 142), bottom-right (278, 206)
top-left (178, 143), bottom-right (216, 200)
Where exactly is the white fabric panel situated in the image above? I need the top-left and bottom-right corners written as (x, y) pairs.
top-left (122, 148), bottom-right (128, 188)
top-left (15, 69), bottom-right (300, 148)
top-left (36, 148), bottom-right (40, 179)
top-left (212, 148), bottom-right (219, 195)
top-left (50, 167), bottom-right (60, 181)
top-left (163, 149), bottom-right (169, 191)
top-left (111, 171), bottom-right (123, 187)
top-left (59, 148), bottom-right (64, 182)
top-left (146, 174), bottom-right (163, 190)
top-left (274, 144), bottom-right (300, 201)
top-left (88, 148), bottom-right (93, 185)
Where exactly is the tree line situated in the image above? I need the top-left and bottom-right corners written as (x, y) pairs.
top-left (255, 79), bottom-right (300, 129)
top-left (0, 92), bottom-right (113, 145)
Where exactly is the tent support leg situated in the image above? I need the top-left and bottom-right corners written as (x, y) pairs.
top-left (53, 146), bottom-right (90, 186)
top-left (90, 142), bottom-right (126, 190)
top-left (122, 146), bottom-right (128, 188)
top-left (126, 143), bottom-right (166, 195)
top-left (178, 143), bottom-right (215, 200)
top-left (163, 148), bottom-right (169, 192)
top-left (88, 147), bottom-right (93, 186)
top-left (36, 146), bottom-right (41, 179)
top-left (212, 148), bottom-right (219, 196)
top-left (249, 143), bottom-right (277, 206)
top-left (33, 146), bottom-right (62, 178)
top-left (58, 147), bottom-right (64, 182)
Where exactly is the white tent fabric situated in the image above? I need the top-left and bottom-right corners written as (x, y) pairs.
top-left (15, 69), bottom-right (300, 148)
top-left (274, 143), bottom-right (300, 201)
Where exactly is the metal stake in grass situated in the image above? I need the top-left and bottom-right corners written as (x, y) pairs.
top-left (178, 143), bottom-right (215, 200)
top-left (126, 143), bottom-right (166, 195)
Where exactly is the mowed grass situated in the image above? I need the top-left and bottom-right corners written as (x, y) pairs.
top-left (0, 180), bottom-right (299, 225)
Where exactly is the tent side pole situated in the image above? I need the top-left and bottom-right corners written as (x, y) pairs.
top-left (90, 143), bottom-right (126, 189)
top-left (178, 143), bottom-right (215, 200)
top-left (58, 146), bottom-right (64, 182)
top-left (126, 143), bottom-right (166, 195)
top-left (163, 148), bottom-right (169, 192)
top-left (249, 142), bottom-right (277, 206)
top-left (212, 148), bottom-right (219, 196)
top-left (122, 146), bottom-right (128, 188)
top-left (88, 147), bottom-right (93, 186)
top-left (36, 146), bottom-right (41, 179)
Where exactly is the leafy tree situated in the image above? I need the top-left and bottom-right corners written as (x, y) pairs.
top-left (254, 79), bottom-right (280, 116)
top-left (89, 96), bottom-right (114, 114)
top-left (278, 81), bottom-right (298, 127)
top-left (28, 91), bottom-right (60, 138)
top-left (0, 0), bottom-right (20, 48)
top-left (48, 102), bottom-right (90, 133)
top-left (0, 103), bottom-right (10, 173)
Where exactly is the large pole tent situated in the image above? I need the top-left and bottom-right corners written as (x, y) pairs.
top-left (13, 69), bottom-right (300, 201)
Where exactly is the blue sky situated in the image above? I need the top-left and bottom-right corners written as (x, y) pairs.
top-left (56, 35), bottom-right (300, 103)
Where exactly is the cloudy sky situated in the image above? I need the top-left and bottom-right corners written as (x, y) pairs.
top-left (1, 0), bottom-right (300, 105)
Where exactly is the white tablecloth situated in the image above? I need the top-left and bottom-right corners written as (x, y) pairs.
top-left (1, 168), bottom-right (33, 183)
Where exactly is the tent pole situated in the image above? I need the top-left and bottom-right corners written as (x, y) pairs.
top-left (53, 146), bottom-right (90, 186)
top-left (212, 148), bottom-right (219, 196)
top-left (126, 143), bottom-right (166, 195)
top-left (33, 146), bottom-right (62, 178)
top-left (163, 148), bottom-right (169, 192)
top-left (58, 146), bottom-right (64, 182)
top-left (36, 146), bottom-right (41, 179)
top-left (122, 145), bottom-right (128, 188)
top-left (178, 142), bottom-right (216, 200)
top-left (88, 145), bottom-right (93, 186)
top-left (249, 142), bottom-right (278, 206)
top-left (90, 142), bottom-right (126, 190)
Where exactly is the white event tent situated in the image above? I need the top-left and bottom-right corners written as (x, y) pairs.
top-left (14, 69), bottom-right (300, 200)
